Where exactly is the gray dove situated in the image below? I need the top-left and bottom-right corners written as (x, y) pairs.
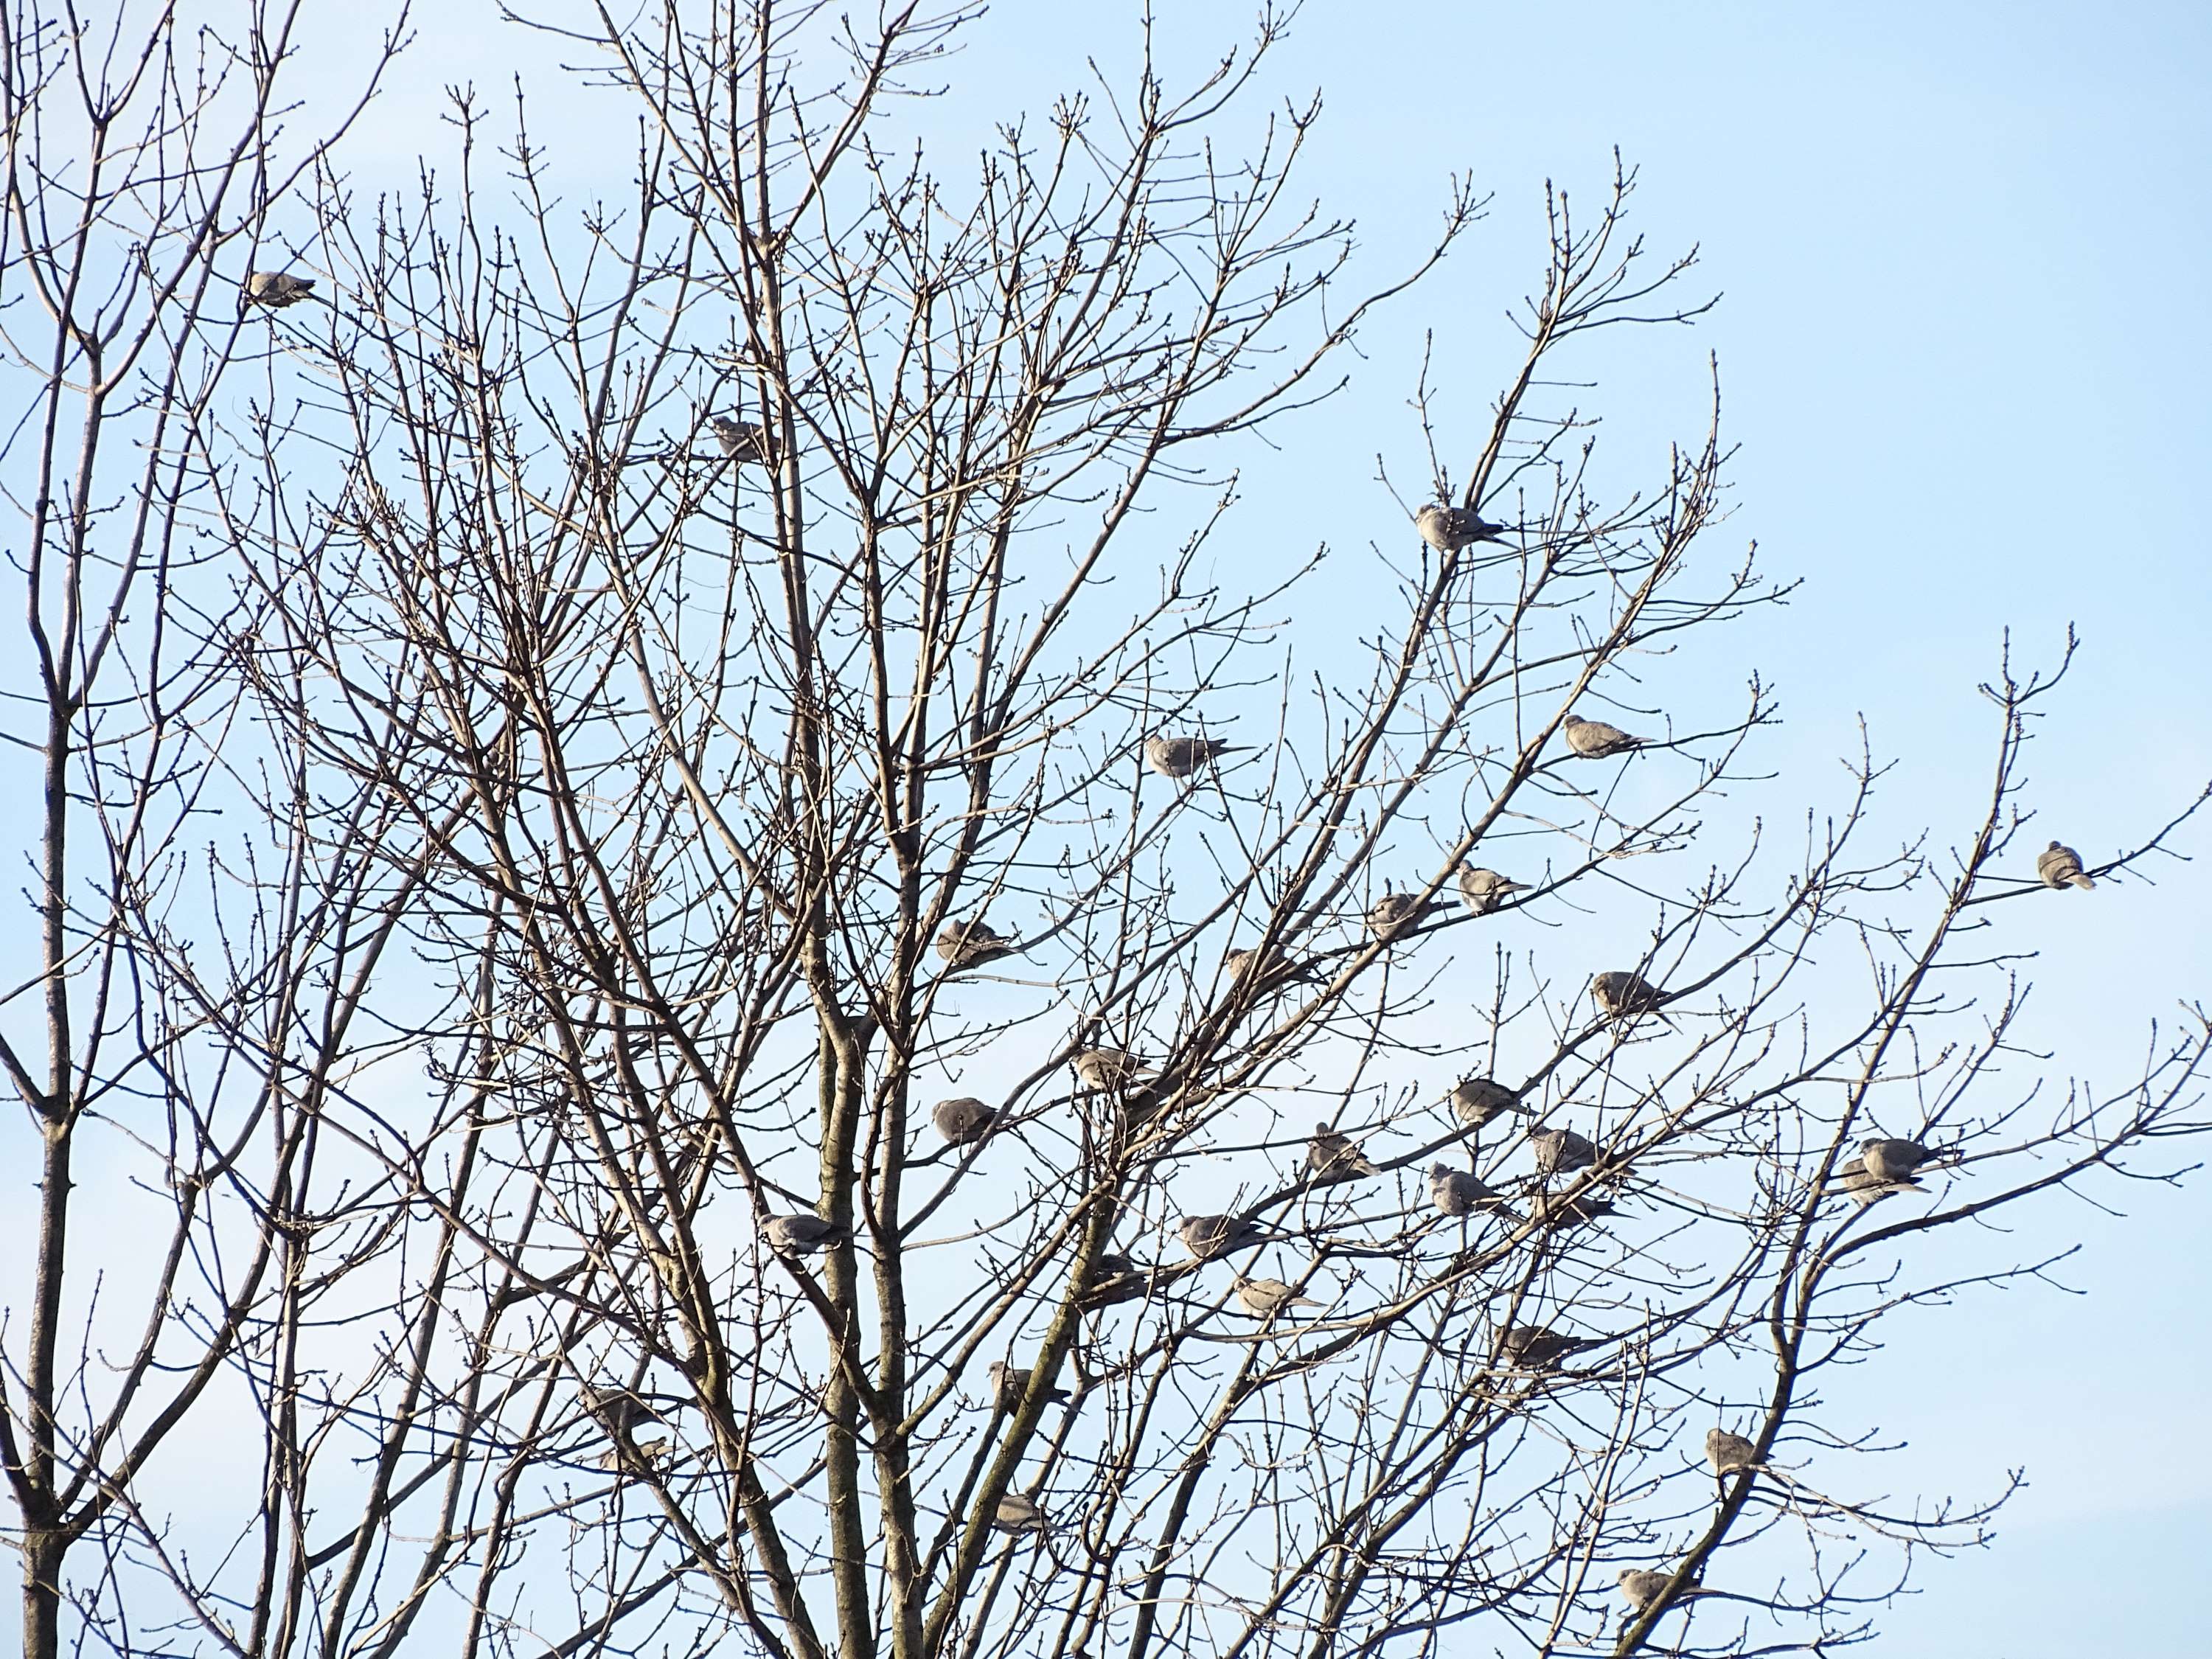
top-left (1860, 1137), bottom-right (1944, 1183)
top-left (1450, 1077), bottom-right (1521, 1131)
top-left (1834, 1155), bottom-right (1921, 1208)
top-left (1233, 1276), bottom-right (1324, 1316)
top-left (1307, 1122), bottom-right (1380, 1180)
top-left (936, 919), bottom-right (1017, 970)
top-left (1429, 1162), bottom-right (1512, 1219)
top-left (1367, 890), bottom-right (1446, 940)
top-left (1527, 1124), bottom-right (1598, 1176)
top-left (763, 1214), bottom-right (846, 1256)
top-left (987, 1360), bottom-right (1071, 1411)
top-left (1227, 945), bottom-right (1310, 986)
top-left (1562, 712), bottom-right (1645, 758)
top-left (711, 415), bottom-right (773, 464)
top-left (599, 1437), bottom-right (670, 1473)
top-left (2037, 841), bottom-right (2095, 891)
top-left (992, 1493), bottom-right (1048, 1533)
top-left (1073, 1048), bottom-right (1150, 1091)
top-left (1144, 734), bottom-right (1246, 779)
top-left (1413, 502), bottom-right (1507, 552)
top-left (1457, 865), bottom-right (1528, 916)
top-left (585, 1389), bottom-right (667, 1440)
top-left (1618, 1568), bottom-right (1698, 1613)
top-left (1530, 1189), bottom-right (1615, 1231)
top-left (1494, 1324), bottom-right (1578, 1369)
top-left (933, 1096), bottom-right (995, 1146)
top-left (1079, 1253), bottom-right (1152, 1310)
top-left (240, 270), bottom-right (316, 313)
top-left (1179, 1213), bottom-right (1262, 1261)
top-left (1590, 970), bottom-right (1663, 1018)
top-left (1705, 1427), bottom-right (1758, 1479)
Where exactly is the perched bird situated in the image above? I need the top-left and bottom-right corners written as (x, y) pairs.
top-left (1457, 866), bottom-right (1528, 917)
top-left (1529, 1189), bottom-right (1616, 1231)
top-left (710, 415), bottom-right (773, 464)
top-left (2037, 841), bottom-right (2096, 891)
top-left (987, 1360), bottom-right (1071, 1411)
top-left (1073, 1048), bottom-right (1150, 1091)
top-left (1226, 945), bottom-right (1310, 987)
top-left (1618, 1568), bottom-right (1697, 1613)
top-left (1860, 1137), bottom-right (1945, 1183)
top-left (1527, 1124), bottom-right (1599, 1177)
top-left (1590, 970), bottom-right (1663, 1019)
top-left (1144, 734), bottom-right (1245, 779)
top-left (1494, 1324), bottom-right (1579, 1369)
top-left (1306, 1122), bottom-right (1380, 1181)
top-left (1450, 1077), bottom-right (1521, 1131)
top-left (1705, 1427), bottom-right (1759, 1480)
top-left (932, 1096), bottom-right (996, 1146)
top-left (1179, 1213), bottom-right (1262, 1261)
top-left (992, 1492), bottom-right (1048, 1534)
top-left (1834, 1155), bottom-right (1922, 1208)
top-left (1429, 1162), bottom-right (1512, 1218)
top-left (1367, 890), bottom-right (1445, 941)
top-left (599, 1437), bottom-right (670, 1473)
top-left (763, 1214), bottom-right (847, 1256)
top-left (585, 1389), bottom-right (667, 1440)
top-left (936, 919), bottom-right (1018, 970)
top-left (240, 270), bottom-right (316, 313)
top-left (1414, 502), bottom-right (1508, 552)
top-left (1079, 1253), bottom-right (1152, 1311)
top-left (1562, 712), bottom-right (1646, 759)
top-left (1233, 1276), bottom-right (1324, 1317)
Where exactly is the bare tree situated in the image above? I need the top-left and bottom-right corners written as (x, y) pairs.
top-left (4, 7), bottom-right (2206, 1659)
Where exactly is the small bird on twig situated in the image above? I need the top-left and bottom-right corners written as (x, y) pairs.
top-left (240, 270), bottom-right (316, 314)
top-left (1562, 712), bottom-right (1646, 758)
top-left (711, 415), bottom-right (774, 465)
top-left (1449, 1077), bottom-right (1521, 1132)
top-left (1367, 889), bottom-right (1445, 941)
top-left (1232, 1275), bottom-right (1324, 1317)
top-left (1618, 1567), bottom-right (1700, 1613)
top-left (935, 919), bottom-right (1018, 970)
top-left (992, 1493), bottom-right (1048, 1534)
top-left (1414, 502), bottom-right (1507, 552)
top-left (1457, 865), bottom-right (1528, 916)
top-left (1179, 1213), bottom-right (1263, 1261)
top-left (1430, 1162), bottom-right (1514, 1219)
top-left (1590, 970), bottom-right (1664, 1019)
top-left (932, 1097), bottom-right (995, 1146)
top-left (1306, 1122), bottom-right (1380, 1181)
top-left (1527, 1124), bottom-right (1599, 1177)
top-left (2037, 841), bottom-right (2096, 891)
top-left (1144, 734), bottom-right (1246, 779)
top-left (763, 1214), bottom-right (846, 1256)
top-left (987, 1360), bottom-right (1071, 1411)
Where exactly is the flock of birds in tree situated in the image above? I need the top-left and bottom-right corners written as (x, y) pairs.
top-left (241, 271), bottom-right (2105, 1607)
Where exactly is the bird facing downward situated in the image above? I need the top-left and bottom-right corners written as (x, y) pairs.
top-left (1144, 734), bottom-right (1246, 779)
top-left (2037, 840), bottom-right (2096, 891)
top-left (1413, 502), bottom-right (1508, 552)
top-left (1562, 712), bottom-right (1645, 758)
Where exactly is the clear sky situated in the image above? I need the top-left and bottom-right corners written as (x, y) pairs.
top-left (15, 2), bottom-right (2210, 1655)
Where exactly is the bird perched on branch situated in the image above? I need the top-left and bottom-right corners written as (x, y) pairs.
top-left (992, 1493), bottom-right (1048, 1534)
top-left (1367, 889), bottom-right (1445, 941)
top-left (1618, 1567), bottom-right (1700, 1613)
top-left (711, 415), bottom-right (774, 465)
top-left (1833, 1155), bottom-right (1921, 1208)
top-left (585, 1389), bottom-right (667, 1441)
top-left (1306, 1122), bottom-right (1380, 1181)
top-left (1429, 1163), bottom-right (1514, 1219)
top-left (2037, 840), bottom-right (2096, 891)
top-left (1457, 865), bottom-right (1527, 916)
top-left (1227, 945), bottom-right (1310, 987)
top-left (763, 1214), bottom-right (846, 1256)
top-left (1493, 1324), bottom-right (1581, 1369)
top-left (1233, 1276), bottom-right (1324, 1317)
top-left (1179, 1213), bottom-right (1262, 1261)
top-left (1562, 712), bottom-right (1645, 758)
top-left (240, 270), bottom-right (316, 313)
top-left (1590, 970), bottom-right (1663, 1019)
top-left (935, 919), bottom-right (1018, 970)
top-left (1144, 734), bottom-right (1246, 779)
top-left (1079, 1253), bottom-right (1152, 1311)
top-left (987, 1360), bottom-right (1071, 1411)
top-left (1449, 1077), bottom-right (1521, 1132)
top-left (1530, 1189), bottom-right (1616, 1231)
top-left (932, 1097), bottom-right (995, 1146)
top-left (1414, 502), bottom-right (1507, 552)
top-left (1527, 1124), bottom-right (1599, 1177)
top-left (1860, 1137), bottom-right (1950, 1183)
top-left (1073, 1048), bottom-right (1150, 1091)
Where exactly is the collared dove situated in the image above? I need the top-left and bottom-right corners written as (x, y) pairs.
top-left (1530, 1189), bottom-right (1615, 1231)
top-left (1413, 502), bottom-right (1507, 552)
top-left (1144, 734), bottom-right (1246, 779)
top-left (1450, 1077), bottom-right (1521, 1130)
top-left (599, 1436), bottom-right (670, 1472)
top-left (1179, 1213), bottom-right (1262, 1261)
top-left (987, 1360), bottom-right (1071, 1411)
top-left (1233, 1276), bottom-right (1324, 1316)
top-left (1306, 1122), bottom-right (1380, 1181)
top-left (1073, 1048), bottom-right (1150, 1091)
top-left (1227, 945), bottom-right (1310, 986)
top-left (1834, 1155), bottom-right (1921, 1208)
top-left (240, 270), bottom-right (315, 313)
top-left (585, 1389), bottom-right (667, 1439)
top-left (1527, 1124), bottom-right (1598, 1177)
top-left (992, 1492), bottom-right (1048, 1533)
top-left (1367, 890), bottom-right (1445, 940)
top-left (1860, 1137), bottom-right (1945, 1183)
top-left (1493, 1324), bottom-right (1579, 1369)
top-left (933, 1096), bottom-right (995, 1146)
top-left (711, 415), bottom-right (773, 464)
top-left (1705, 1428), bottom-right (1758, 1478)
top-left (936, 919), bottom-right (1017, 970)
top-left (1079, 1252), bottom-right (1152, 1310)
top-left (1429, 1162), bottom-right (1512, 1219)
top-left (2036, 840), bottom-right (2094, 891)
top-left (763, 1214), bottom-right (846, 1256)
top-left (1457, 865), bottom-right (1528, 916)
top-left (1618, 1568), bottom-right (1698, 1613)
top-left (1590, 970), bottom-right (1663, 1018)
top-left (1562, 711), bottom-right (1646, 758)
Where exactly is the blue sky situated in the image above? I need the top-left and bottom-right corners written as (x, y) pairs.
top-left (7, 2), bottom-right (2205, 1655)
